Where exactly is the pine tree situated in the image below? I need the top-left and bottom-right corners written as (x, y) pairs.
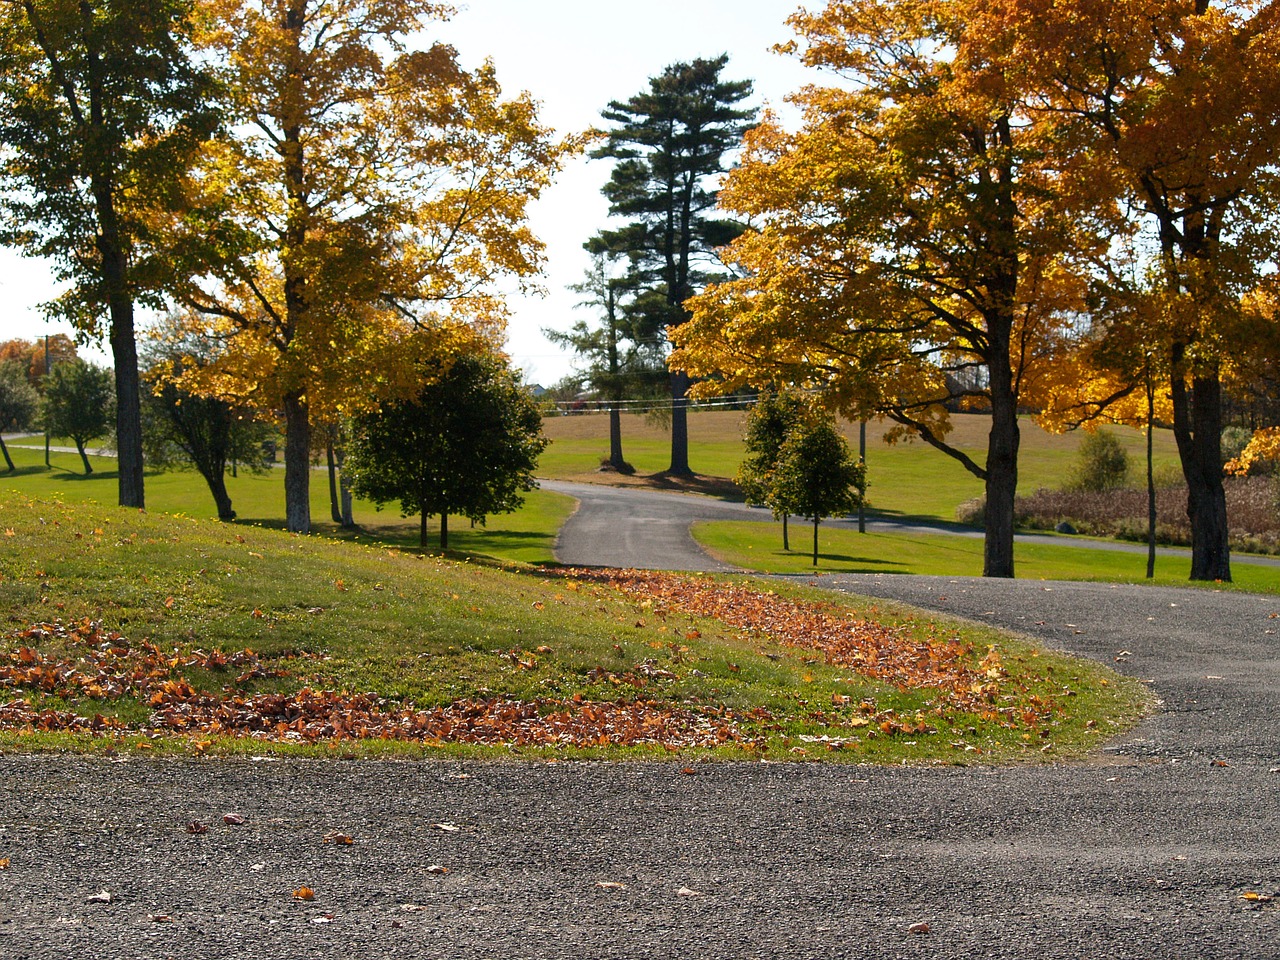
top-left (592, 55), bottom-right (754, 477)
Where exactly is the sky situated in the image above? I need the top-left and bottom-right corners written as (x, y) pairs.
top-left (0, 0), bottom-right (819, 384)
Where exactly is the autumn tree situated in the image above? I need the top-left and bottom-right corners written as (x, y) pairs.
top-left (673, 1), bottom-right (1091, 577)
top-left (0, 0), bottom-right (216, 508)
top-left (141, 335), bottom-right (275, 521)
top-left (738, 390), bottom-right (809, 550)
top-left (174, 0), bottom-right (571, 533)
top-left (592, 55), bottom-right (755, 477)
top-left (0, 334), bottom-right (78, 387)
top-left (546, 250), bottom-right (664, 473)
top-left (771, 414), bottom-right (865, 566)
top-left (0, 360), bottom-right (39, 470)
top-left (346, 350), bottom-right (548, 550)
top-left (997, 0), bottom-right (1280, 581)
top-left (42, 359), bottom-right (114, 473)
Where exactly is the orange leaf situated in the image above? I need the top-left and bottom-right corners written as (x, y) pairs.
top-left (293, 886), bottom-right (316, 900)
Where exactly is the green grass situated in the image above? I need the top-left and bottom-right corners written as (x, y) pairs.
top-left (0, 444), bottom-right (571, 566)
top-left (693, 520), bottom-right (1280, 593)
top-left (540, 410), bottom-right (1182, 522)
top-left (0, 492), bottom-right (1148, 762)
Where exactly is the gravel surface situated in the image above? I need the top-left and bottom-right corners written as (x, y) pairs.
top-left (4, 485), bottom-right (1280, 958)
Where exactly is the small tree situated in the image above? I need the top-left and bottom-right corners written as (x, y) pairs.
top-left (141, 339), bottom-right (275, 521)
top-left (0, 360), bottom-right (39, 471)
top-left (737, 391), bottom-right (809, 550)
top-left (772, 417), bottom-right (866, 566)
top-left (347, 351), bottom-right (548, 550)
top-left (42, 360), bottom-right (114, 474)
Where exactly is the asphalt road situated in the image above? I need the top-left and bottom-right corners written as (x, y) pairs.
top-left (2, 484), bottom-right (1279, 958)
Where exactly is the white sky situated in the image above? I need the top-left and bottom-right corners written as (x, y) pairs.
top-left (0, 0), bottom-right (817, 384)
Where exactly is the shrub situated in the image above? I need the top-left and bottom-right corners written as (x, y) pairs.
top-left (1069, 430), bottom-right (1130, 492)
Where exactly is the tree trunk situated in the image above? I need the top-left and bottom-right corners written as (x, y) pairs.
top-left (812, 517), bottom-right (819, 566)
top-left (75, 439), bottom-right (92, 475)
top-left (668, 368), bottom-right (692, 477)
top-left (983, 359), bottom-right (1020, 579)
top-left (326, 430), bottom-right (341, 523)
top-left (608, 403), bottom-right (625, 470)
top-left (1146, 373), bottom-right (1156, 580)
top-left (440, 513), bottom-right (449, 551)
top-left (200, 467), bottom-right (236, 521)
top-left (0, 437), bottom-right (12, 472)
top-left (282, 392), bottom-right (311, 534)
top-left (419, 507), bottom-right (428, 550)
top-left (339, 471), bottom-right (354, 528)
top-left (1170, 357), bottom-right (1231, 581)
top-left (782, 513), bottom-right (789, 551)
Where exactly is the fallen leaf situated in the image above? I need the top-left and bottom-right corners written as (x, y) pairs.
top-left (426, 865), bottom-right (449, 875)
top-left (310, 915), bottom-right (335, 924)
top-left (432, 822), bottom-right (461, 833)
top-left (186, 821), bottom-right (209, 835)
top-left (323, 831), bottom-right (354, 845)
top-left (0, 858), bottom-right (9, 870)
top-left (148, 914), bottom-right (173, 923)
top-left (908, 921), bottom-right (931, 935)
top-left (596, 881), bottom-right (626, 890)
top-left (677, 886), bottom-right (700, 897)
top-left (223, 813), bottom-right (247, 826)
top-left (86, 890), bottom-right (112, 904)
top-left (293, 886), bottom-right (316, 901)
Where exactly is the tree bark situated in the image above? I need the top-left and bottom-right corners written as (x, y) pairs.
top-left (282, 392), bottom-right (311, 533)
top-left (440, 513), bottom-right (449, 551)
top-left (782, 513), bottom-right (789, 551)
top-left (1170, 355), bottom-right (1231, 581)
top-left (983, 353), bottom-right (1020, 579)
top-left (0, 437), bottom-right (12, 472)
top-left (419, 506), bottom-right (428, 551)
top-left (75, 439), bottom-right (92, 475)
top-left (812, 518), bottom-right (819, 566)
top-left (608, 403), bottom-right (625, 470)
top-left (326, 429), bottom-right (341, 524)
top-left (202, 468), bottom-right (236, 521)
top-left (668, 369), bottom-right (692, 476)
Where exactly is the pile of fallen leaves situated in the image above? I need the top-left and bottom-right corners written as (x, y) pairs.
top-left (0, 620), bottom-right (742, 749)
top-left (560, 569), bottom-right (1061, 729)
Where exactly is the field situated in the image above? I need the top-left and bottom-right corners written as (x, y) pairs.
top-left (539, 409), bottom-right (1185, 521)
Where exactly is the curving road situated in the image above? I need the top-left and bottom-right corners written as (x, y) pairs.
top-left (3, 483), bottom-right (1280, 958)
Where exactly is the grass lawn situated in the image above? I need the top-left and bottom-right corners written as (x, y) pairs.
top-left (0, 443), bottom-right (571, 566)
top-left (540, 410), bottom-right (1182, 522)
top-left (0, 492), bottom-right (1147, 762)
top-left (693, 520), bottom-right (1280, 594)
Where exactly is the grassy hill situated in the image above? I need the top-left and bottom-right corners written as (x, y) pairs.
top-left (0, 491), bottom-right (1146, 761)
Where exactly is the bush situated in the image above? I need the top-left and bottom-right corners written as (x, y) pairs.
top-left (1070, 430), bottom-right (1129, 492)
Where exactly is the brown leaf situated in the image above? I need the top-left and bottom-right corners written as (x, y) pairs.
top-left (323, 831), bottom-right (354, 845)
top-left (223, 813), bottom-right (247, 826)
top-left (293, 886), bottom-right (316, 900)
top-left (908, 922), bottom-right (931, 935)
top-left (426, 865), bottom-right (449, 875)
top-left (186, 821), bottom-right (209, 835)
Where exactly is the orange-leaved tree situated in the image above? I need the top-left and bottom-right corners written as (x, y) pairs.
top-left (173, 0), bottom-right (573, 532)
top-left (999, 0), bottom-right (1280, 581)
top-left (672, 0), bottom-right (1099, 578)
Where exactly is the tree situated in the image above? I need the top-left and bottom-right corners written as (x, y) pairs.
top-left (771, 415), bottom-right (866, 566)
top-left (141, 335), bottom-right (275, 521)
top-left (174, 0), bottom-right (571, 534)
top-left (0, 334), bottom-right (78, 387)
top-left (591, 55), bottom-right (755, 477)
top-left (0, 0), bottom-right (217, 508)
top-left (545, 250), bottom-right (664, 473)
top-left (1000, 0), bottom-right (1280, 581)
top-left (0, 360), bottom-right (39, 470)
top-left (737, 390), bottom-right (809, 550)
top-left (42, 359), bottom-right (114, 473)
top-left (346, 350), bottom-right (548, 550)
top-left (674, 1), bottom-right (1091, 577)
top-left (1070, 431), bottom-right (1130, 493)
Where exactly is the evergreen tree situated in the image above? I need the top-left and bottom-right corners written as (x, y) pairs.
top-left (347, 351), bottom-right (548, 550)
top-left (592, 55), bottom-right (755, 477)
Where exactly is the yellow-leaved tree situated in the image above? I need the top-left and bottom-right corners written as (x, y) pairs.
top-left (672, 0), bottom-right (1101, 578)
top-left (172, 0), bottom-right (573, 532)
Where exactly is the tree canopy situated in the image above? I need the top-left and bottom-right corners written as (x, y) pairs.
top-left (346, 349), bottom-right (548, 550)
top-left (169, 0), bottom-right (573, 533)
top-left (42, 359), bottom-right (115, 474)
top-left (0, 0), bottom-right (217, 508)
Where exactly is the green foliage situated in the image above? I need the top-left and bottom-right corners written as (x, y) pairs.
top-left (347, 351), bottom-right (549, 549)
top-left (42, 360), bottom-right (114, 473)
top-left (0, 360), bottom-right (40, 472)
top-left (592, 54), bottom-right (756, 473)
top-left (737, 392), bottom-right (810, 508)
top-left (773, 418), bottom-right (867, 564)
top-left (1069, 430), bottom-right (1130, 493)
top-left (1221, 425), bottom-right (1257, 472)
